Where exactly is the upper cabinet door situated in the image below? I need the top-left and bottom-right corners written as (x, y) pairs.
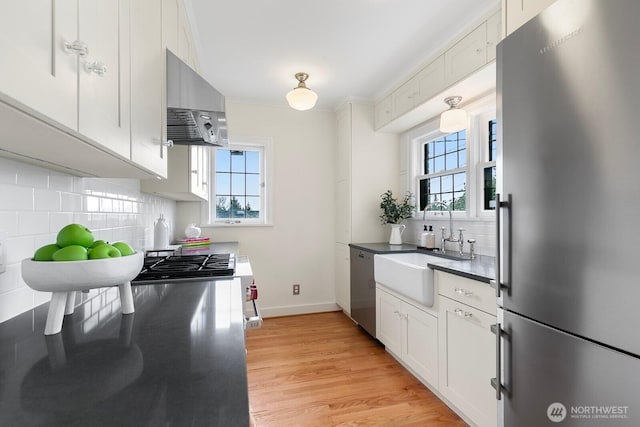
top-left (131, 0), bottom-right (167, 178)
top-left (413, 55), bottom-right (446, 106)
top-left (0, 0), bottom-right (78, 130)
top-left (486, 10), bottom-right (502, 63)
top-left (444, 23), bottom-right (488, 86)
top-left (504, 0), bottom-right (556, 36)
top-left (78, 0), bottom-right (131, 158)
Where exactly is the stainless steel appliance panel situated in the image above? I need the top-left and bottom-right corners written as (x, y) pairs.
top-left (499, 309), bottom-right (640, 426)
top-left (497, 0), bottom-right (640, 355)
top-left (350, 248), bottom-right (376, 337)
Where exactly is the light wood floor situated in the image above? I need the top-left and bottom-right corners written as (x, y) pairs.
top-left (246, 311), bottom-right (467, 427)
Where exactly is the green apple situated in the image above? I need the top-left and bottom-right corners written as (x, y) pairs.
top-left (33, 243), bottom-right (61, 261)
top-left (57, 224), bottom-right (94, 248)
top-left (90, 240), bottom-right (108, 248)
top-left (112, 242), bottom-right (134, 256)
top-left (52, 245), bottom-right (89, 261)
top-left (88, 244), bottom-right (122, 259)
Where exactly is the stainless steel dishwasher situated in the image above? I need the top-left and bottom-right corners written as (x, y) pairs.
top-left (350, 247), bottom-right (376, 337)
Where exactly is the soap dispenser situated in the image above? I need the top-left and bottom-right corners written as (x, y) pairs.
top-left (419, 225), bottom-right (429, 248)
top-left (425, 225), bottom-right (436, 249)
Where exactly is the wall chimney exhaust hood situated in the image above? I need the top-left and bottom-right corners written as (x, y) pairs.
top-left (166, 50), bottom-right (228, 147)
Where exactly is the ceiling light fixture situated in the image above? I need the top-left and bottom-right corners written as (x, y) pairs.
top-left (286, 72), bottom-right (318, 111)
top-left (439, 96), bottom-right (467, 133)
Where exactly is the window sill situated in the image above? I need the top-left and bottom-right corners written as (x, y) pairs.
top-left (200, 222), bottom-right (274, 228)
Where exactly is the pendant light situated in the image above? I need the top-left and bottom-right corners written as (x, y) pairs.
top-left (439, 96), bottom-right (467, 133)
top-left (286, 72), bottom-right (318, 111)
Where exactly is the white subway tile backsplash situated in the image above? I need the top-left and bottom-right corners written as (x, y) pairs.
top-left (0, 157), bottom-right (177, 323)
top-left (0, 183), bottom-right (33, 211)
top-left (0, 263), bottom-right (20, 293)
top-left (5, 236), bottom-right (35, 264)
top-left (16, 163), bottom-right (49, 189)
top-left (34, 188), bottom-right (61, 211)
top-left (0, 211), bottom-right (19, 236)
top-left (18, 211), bottom-right (50, 235)
top-left (48, 174), bottom-right (74, 192)
top-left (0, 158), bottom-right (18, 184)
top-left (0, 287), bottom-right (35, 323)
top-left (50, 212), bottom-right (74, 233)
top-left (61, 192), bottom-right (82, 212)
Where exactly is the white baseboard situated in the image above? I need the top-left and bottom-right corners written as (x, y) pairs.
top-left (260, 302), bottom-right (341, 318)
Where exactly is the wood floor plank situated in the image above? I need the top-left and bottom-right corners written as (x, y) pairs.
top-left (246, 311), bottom-right (467, 427)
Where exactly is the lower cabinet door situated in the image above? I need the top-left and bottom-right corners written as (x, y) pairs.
top-left (403, 302), bottom-right (438, 387)
top-left (438, 295), bottom-right (497, 427)
top-left (376, 288), bottom-right (402, 356)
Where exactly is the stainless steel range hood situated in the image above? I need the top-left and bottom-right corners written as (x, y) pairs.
top-left (166, 49), bottom-right (228, 147)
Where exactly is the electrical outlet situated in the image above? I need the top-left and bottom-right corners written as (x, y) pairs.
top-left (293, 284), bottom-right (300, 295)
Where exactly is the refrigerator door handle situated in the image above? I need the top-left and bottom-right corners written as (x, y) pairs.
top-left (490, 323), bottom-right (504, 400)
top-left (490, 193), bottom-right (511, 297)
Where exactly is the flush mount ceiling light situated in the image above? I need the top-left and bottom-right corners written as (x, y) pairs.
top-left (286, 72), bottom-right (318, 111)
top-left (439, 96), bottom-right (467, 133)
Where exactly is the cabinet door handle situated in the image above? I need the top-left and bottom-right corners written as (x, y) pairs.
top-left (490, 323), bottom-right (506, 400)
top-left (191, 170), bottom-right (198, 174)
top-left (490, 193), bottom-right (511, 297)
top-left (454, 287), bottom-right (474, 297)
top-left (84, 60), bottom-right (107, 76)
top-left (63, 39), bottom-right (89, 57)
top-left (454, 308), bottom-right (473, 319)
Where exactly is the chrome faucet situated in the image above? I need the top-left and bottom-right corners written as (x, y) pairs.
top-left (423, 201), bottom-right (464, 254)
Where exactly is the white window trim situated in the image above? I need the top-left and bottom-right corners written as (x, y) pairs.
top-left (200, 136), bottom-right (274, 227)
top-left (404, 93), bottom-right (496, 220)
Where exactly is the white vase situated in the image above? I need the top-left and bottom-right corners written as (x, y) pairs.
top-left (388, 224), bottom-right (406, 245)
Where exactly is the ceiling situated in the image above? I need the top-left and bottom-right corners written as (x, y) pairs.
top-left (185, 0), bottom-right (500, 111)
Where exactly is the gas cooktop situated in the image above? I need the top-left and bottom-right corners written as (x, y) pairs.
top-left (132, 253), bottom-right (235, 284)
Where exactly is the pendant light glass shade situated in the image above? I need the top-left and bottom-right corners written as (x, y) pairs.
top-left (286, 72), bottom-right (318, 111)
top-left (439, 96), bottom-right (467, 133)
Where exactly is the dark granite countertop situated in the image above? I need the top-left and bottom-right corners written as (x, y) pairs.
top-left (0, 278), bottom-right (250, 427)
top-left (349, 242), bottom-right (495, 283)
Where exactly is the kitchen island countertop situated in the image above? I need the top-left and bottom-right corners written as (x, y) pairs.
top-left (349, 242), bottom-right (495, 283)
top-left (0, 277), bottom-right (250, 426)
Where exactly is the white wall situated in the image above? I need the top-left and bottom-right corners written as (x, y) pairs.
top-left (176, 101), bottom-right (338, 317)
top-left (0, 157), bottom-right (176, 323)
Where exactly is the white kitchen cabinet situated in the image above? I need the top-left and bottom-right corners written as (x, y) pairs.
top-left (374, 95), bottom-right (392, 129)
top-left (376, 9), bottom-right (500, 131)
top-left (78, 0), bottom-right (131, 159)
top-left (377, 286), bottom-right (439, 387)
top-left (178, 1), bottom-right (199, 71)
top-left (141, 145), bottom-right (210, 201)
top-left (391, 56), bottom-right (446, 118)
top-left (131, 0), bottom-right (167, 178)
top-left (0, 2), bottom-right (78, 130)
top-left (333, 102), bottom-right (399, 314)
top-left (444, 23), bottom-right (488, 87)
top-left (391, 79), bottom-right (419, 118)
top-left (503, 0), bottom-right (556, 36)
top-left (0, 0), bottom-right (169, 178)
top-left (376, 288), bottom-right (403, 356)
top-left (437, 272), bottom-right (497, 427)
top-left (413, 55), bottom-right (446, 106)
top-left (486, 10), bottom-right (502, 63)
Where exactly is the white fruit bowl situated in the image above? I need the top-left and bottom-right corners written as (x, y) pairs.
top-left (22, 252), bottom-right (143, 292)
top-left (21, 252), bottom-right (143, 335)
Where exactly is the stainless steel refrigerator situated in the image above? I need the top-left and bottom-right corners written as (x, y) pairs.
top-left (495, 0), bottom-right (640, 425)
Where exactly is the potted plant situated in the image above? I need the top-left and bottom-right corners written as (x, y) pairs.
top-left (379, 190), bottom-right (415, 244)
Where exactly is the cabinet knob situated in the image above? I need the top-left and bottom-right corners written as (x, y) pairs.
top-left (476, 48), bottom-right (484, 54)
top-left (63, 40), bottom-right (89, 57)
top-left (191, 170), bottom-right (198, 174)
top-left (84, 60), bottom-right (107, 76)
top-left (162, 140), bottom-right (174, 148)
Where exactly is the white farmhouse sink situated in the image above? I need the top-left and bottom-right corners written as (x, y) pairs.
top-left (374, 253), bottom-right (443, 307)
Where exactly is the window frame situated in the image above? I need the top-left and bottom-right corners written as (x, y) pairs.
top-left (406, 95), bottom-right (496, 220)
top-left (201, 137), bottom-right (274, 227)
